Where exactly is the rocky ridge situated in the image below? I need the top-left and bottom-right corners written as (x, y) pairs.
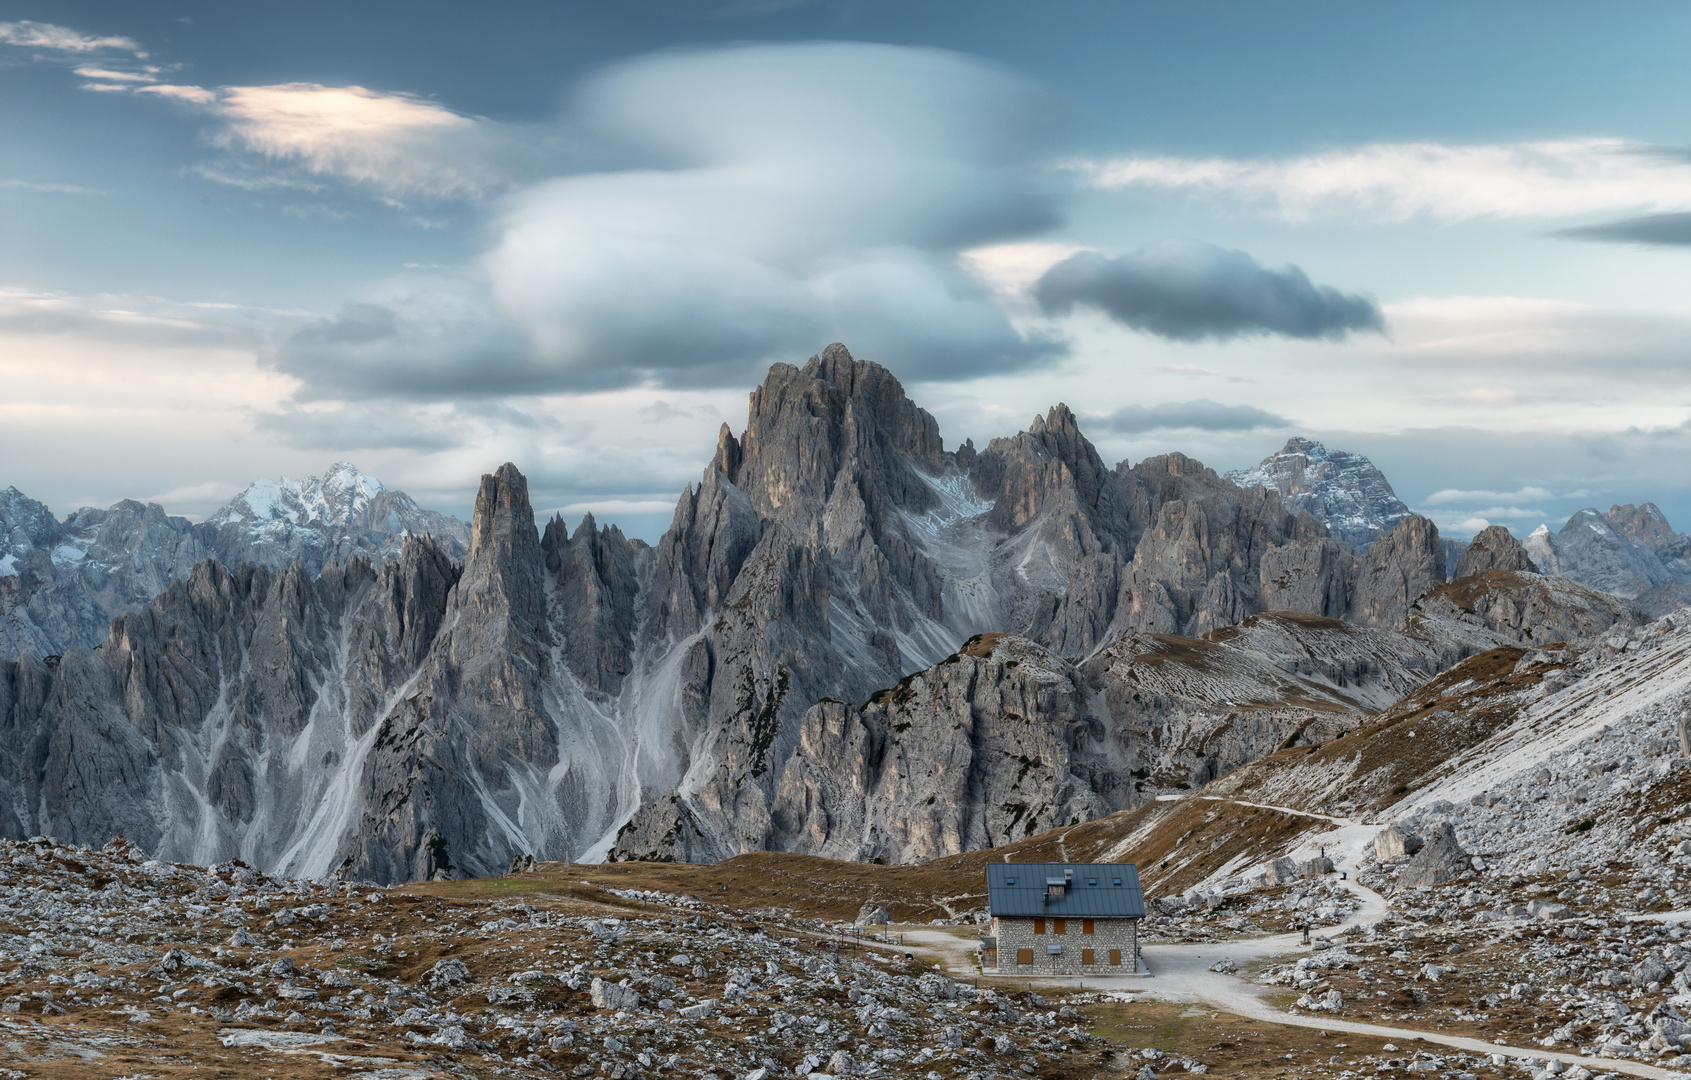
top-left (0, 345), bottom-right (1655, 884)
top-left (1526, 504), bottom-right (1691, 613)
top-left (0, 463), bottom-right (468, 660)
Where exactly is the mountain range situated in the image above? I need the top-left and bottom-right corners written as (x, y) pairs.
top-left (0, 462), bottom-right (469, 660)
top-left (0, 345), bottom-right (1679, 883)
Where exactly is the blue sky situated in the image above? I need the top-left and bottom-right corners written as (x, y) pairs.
top-left (4, 1), bottom-right (1690, 542)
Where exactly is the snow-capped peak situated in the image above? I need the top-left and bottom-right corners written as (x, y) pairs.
top-left (213, 463), bottom-right (386, 529)
top-left (1226, 437), bottom-right (1410, 552)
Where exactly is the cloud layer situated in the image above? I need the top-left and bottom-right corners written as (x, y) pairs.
top-left (1033, 242), bottom-right (1382, 341)
top-left (1072, 139), bottom-right (1691, 222)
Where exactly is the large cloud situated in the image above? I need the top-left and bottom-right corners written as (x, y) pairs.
top-left (1033, 242), bottom-right (1382, 341)
top-left (272, 43), bottom-right (1065, 397)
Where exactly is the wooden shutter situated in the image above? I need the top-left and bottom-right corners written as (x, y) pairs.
top-left (1054, 918), bottom-right (1066, 935)
top-left (1109, 948), bottom-right (1121, 966)
top-left (1017, 948), bottom-right (1033, 965)
top-left (1082, 948), bottom-right (1095, 965)
top-left (1033, 919), bottom-right (1044, 935)
top-left (1082, 918), bottom-right (1095, 934)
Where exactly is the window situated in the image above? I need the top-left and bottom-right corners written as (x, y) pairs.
top-left (1082, 948), bottom-right (1095, 966)
top-left (1033, 919), bottom-right (1045, 935)
top-left (1082, 918), bottom-right (1095, 934)
top-left (1113, 878), bottom-right (1122, 885)
top-left (1053, 919), bottom-right (1066, 935)
top-left (1087, 878), bottom-right (1096, 885)
top-left (1109, 949), bottom-right (1122, 966)
top-left (1017, 948), bottom-right (1032, 965)
top-left (1005, 877), bottom-right (1015, 885)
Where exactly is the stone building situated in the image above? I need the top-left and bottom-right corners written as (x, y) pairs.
top-left (981, 863), bottom-right (1145, 976)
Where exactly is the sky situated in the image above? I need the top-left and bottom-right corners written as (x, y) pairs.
top-left (4, 1), bottom-right (1691, 543)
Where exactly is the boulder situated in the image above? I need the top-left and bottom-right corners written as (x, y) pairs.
top-left (1528, 900), bottom-right (1574, 921)
top-left (589, 977), bottom-right (641, 1012)
top-left (1395, 823), bottom-right (1468, 889)
top-left (1633, 955), bottom-right (1672, 988)
top-left (1374, 826), bottom-right (1423, 861)
top-left (1299, 856), bottom-right (1334, 879)
top-left (855, 904), bottom-right (890, 926)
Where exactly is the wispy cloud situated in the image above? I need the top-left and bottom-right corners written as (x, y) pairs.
top-left (1091, 398), bottom-right (1293, 434)
top-left (73, 65), bottom-right (153, 82)
top-left (124, 82), bottom-right (515, 197)
top-left (0, 178), bottom-right (103, 195)
top-left (132, 83), bottom-right (217, 104)
top-left (1071, 139), bottom-right (1691, 222)
top-left (0, 20), bottom-right (142, 55)
top-left (557, 499), bottom-right (679, 516)
top-left (1556, 211), bottom-right (1691, 247)
top-left (1424, 485), bottom-right (1557, 505)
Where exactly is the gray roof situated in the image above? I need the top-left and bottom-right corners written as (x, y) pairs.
top-left (985, 863), bottom-right (1145, 919)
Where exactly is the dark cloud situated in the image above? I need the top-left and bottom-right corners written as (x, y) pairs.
top-left (1034, 241), bottom-right (1384, 341)
top-left (1554, 212), bottom-right (1691, 247)
top-left (1094, 399), bottom-right (1293, 434)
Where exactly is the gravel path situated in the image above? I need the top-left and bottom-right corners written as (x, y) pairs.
top-left (901, 841), bottom-right (1685, 1077)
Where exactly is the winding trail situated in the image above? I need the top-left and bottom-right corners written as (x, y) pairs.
top-left (897, 800), bottom-right (1686, 1080)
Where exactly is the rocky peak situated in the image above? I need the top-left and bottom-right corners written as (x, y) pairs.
top-left (1349, 514), bottom-right (1445, 628)
top-left (448, 463), bottom-right (546, 655)
top-left (711, 423), bottom-right (743, 481)
top-left (734, 344), bottom-right (944, 533)
top-left (1606, 503), bottom-right (1691, 558)
top-left (0, 487), bottom-right (60, 555)
top-left (975, 403), bottom-right (1136, 552)
top-left (1454, 524), bottom-right (1538, 578)
top-left (1548, 507), bottom-right (1677, 598)
top-left (210, 462), bottom-right (382, 529)
top-left (1226, 437), bottom-right (1410, 552)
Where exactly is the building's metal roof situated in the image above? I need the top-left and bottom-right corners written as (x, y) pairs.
top-left (985, 863), bottom-right (1145, 919)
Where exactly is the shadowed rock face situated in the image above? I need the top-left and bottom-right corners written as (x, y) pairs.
top-left (0, 344), bottom-right (1609, 880)
top-left (620, 616), bottom-right (1446, 866)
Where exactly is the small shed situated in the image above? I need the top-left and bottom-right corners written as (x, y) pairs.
top-left (981, 863), bottom-right (1145, 975)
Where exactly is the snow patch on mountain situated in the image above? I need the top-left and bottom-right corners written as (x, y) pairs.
top-left (1226, 437), bottom-right (1411, 552)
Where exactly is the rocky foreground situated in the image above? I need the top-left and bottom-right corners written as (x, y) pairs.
top-left (0, 834), bottom-right (1129, 1080)
top-left (0, 826), bottom-right (1660, 1080)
